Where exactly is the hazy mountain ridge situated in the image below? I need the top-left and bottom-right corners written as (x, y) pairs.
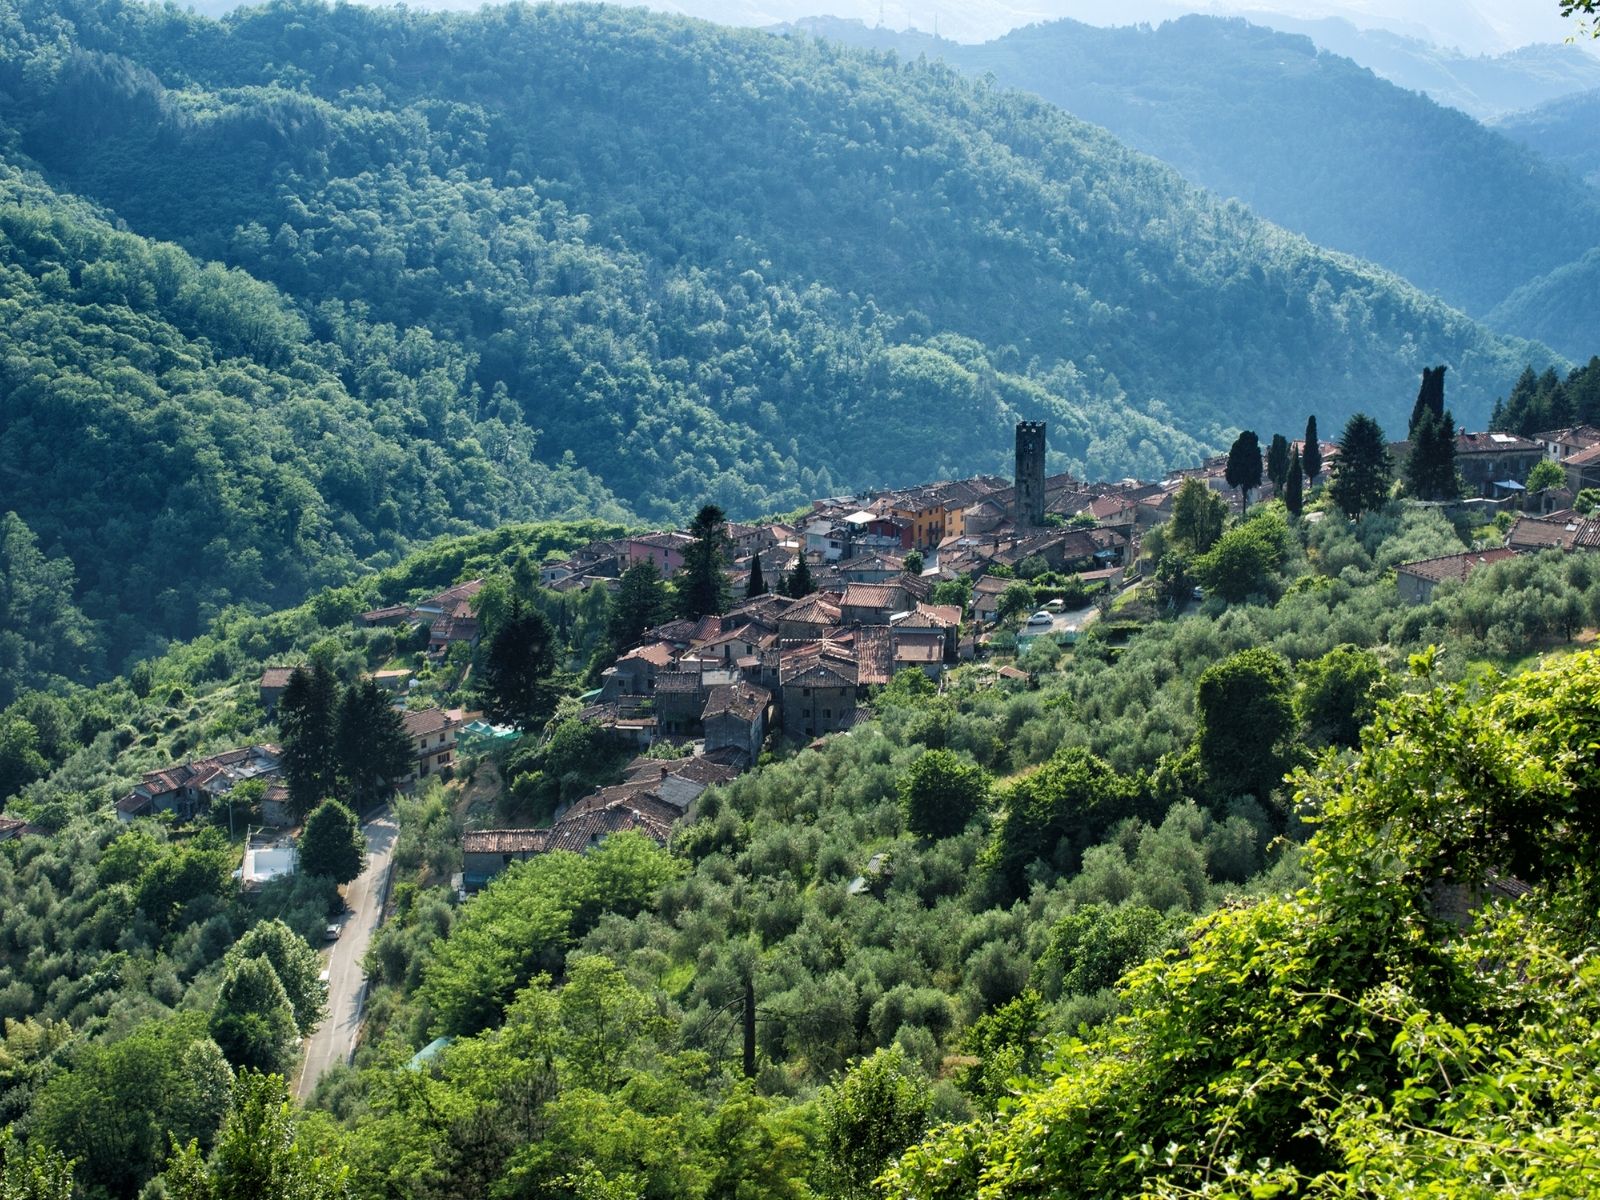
top-left (778, 13), bottom-right (1600, 349)
top-left (1492, 86), bottom-right (1600, 186)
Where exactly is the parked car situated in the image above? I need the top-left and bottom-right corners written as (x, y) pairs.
top-left (324, 923), bottom-right (341, 942)
top-left (1024, 610), bottom-right (1054, 628)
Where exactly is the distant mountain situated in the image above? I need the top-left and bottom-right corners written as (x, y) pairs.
top-left (1488, 248), bottom-right (1600, 362)
top-left (1492, 87), bottom-right (1600, 186)
top-left (1245, 14), bottom-right (1600, 118)
top-left (0, 0), bottom-right (1561, 683)
top-left (783, 14), bottom-right (1600, 341)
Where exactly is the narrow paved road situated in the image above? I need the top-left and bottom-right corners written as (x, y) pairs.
top-left (294, 809), bottom-right (398, 1101)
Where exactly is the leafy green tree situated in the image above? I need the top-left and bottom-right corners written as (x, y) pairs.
top-left (0, 715), bottom-right (46, 802)
top-left (299, 800), bottom-right (364, 886)
top-left (1193, 513), bottom-right (1290, 603)
top-left (1296, 643), bottom-right (1386, 749)
top-left (1042, 904), bottom-right (1173, 997)
top-left (1329, 412), bottom-right (1393, 518)
top-left (135, 829), bottom-right (237, 929)
top-left (30, 1018), bottom-right (232, 1197)
top-left (1284, 447), bottom-right (1304, 517)
top-left (0, 513), bottom-right (97, 709)
top-left (277, 663), bottom-right (340, 820)
top-left (897, 749), bottom-right (988, 838)
top-left (1224, 430), bottom-right (1262, 511)
top-left (819, 1046), bottom-right (932, 1200)
top-left (1265, 432), bottom-right (1290, 494)
top-left (996, 581), bottom-right (1035, 623)
top-left (607, 560), bottom-right (670, 655)
top-left (984, 746), bottom-right (1140, 900)
top-left (228, 919), bottom-right (327, 1036)
top-left (334, 680), bottom-right (411, 812)
top-left (478, 599), bottom-right (558, 732)
top-left (1303, 414), bottom-right (1322, 485)
top-left (1168, 480), bottom-right (1227, 555)
top-left (1016, 553), bottom-right (1049, 581)
top-left (0, 1130), bottom-right (73, 1200)
top-left (557, 955), bottom-right (662, 1089)
top-left (784, 554), bottom-right (814, 599)
top-left (1527, 458), bottom-right (1567, 492)
top-left (745, 552), bottom-right (767, 599)
top-left (162, 1071), bottom-right (350, 1200)
top-left (1577, 486), bottom-right (1600, 515)
top-left (208, 956), bottom-right (300, 1076)
top-left (1195, 647), bottom-right (1297, 804)
top-left (903, 549), bottom-right (924, 574)
top-left (677, 504), bottom-right (732, 619)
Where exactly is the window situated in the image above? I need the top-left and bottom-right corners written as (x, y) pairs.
top-left (436, 753), bottom-right (450, 766)
top-left (823, 708), bottom-right (832, 719)
top-left (802, 687), bottom-right (811, 696)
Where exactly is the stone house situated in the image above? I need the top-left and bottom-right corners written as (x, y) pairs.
top-left (702, 681), bottom-right (771, 766)
top-left (1394, 548), bottom-right (1517, 605)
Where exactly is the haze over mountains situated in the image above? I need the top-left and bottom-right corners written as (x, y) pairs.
top-left (780, 14), bottom-right (1600, 360)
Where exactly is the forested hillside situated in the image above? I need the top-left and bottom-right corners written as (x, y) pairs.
top-left (790, 14), bottom-right (1600, 342)
top-left (1492, 85), bottom-right (1600, 185)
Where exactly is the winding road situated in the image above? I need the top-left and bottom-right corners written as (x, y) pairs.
top-left (294, 809), bottom-right (398, 1101)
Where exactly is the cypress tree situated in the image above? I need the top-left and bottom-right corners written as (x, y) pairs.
top-left (335, 680), bottom-right (413, 813)
top-left (786, 553), bottom-right (815, 599)
top-left (1266, 433), bottom-right (1290, 494)
top-left (1409, 365), bottom-right (1446, 436)
top-left (1405, 408), bottom-right (1459, 501)
top-left (1225, 430), bottom-right (1263, 512)
top-left (1304, 415), bottom-right (1323, 486)
top-left (478, 598), bottom-right (558, 732)
top-left (746, 552), bottom-right (767, 599)
top-left (1285, 447), bottom-right (1304, 517)
top-left (608, 560), bottom-right (669, 653)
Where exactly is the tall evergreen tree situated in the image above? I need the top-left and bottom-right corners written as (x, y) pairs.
top-left (746, 552), bottom-right (767, 600)
top-left (478, 599), bottom-right (558, 732)
top-left (608, 560), bottom-right (669, 655)
top-left (1266, 433), bottom-right (1291, 494)
top-left (299, 799), bottom-right (366, 886)
top-left (785, 553), bottom-right (815, 599)
top-left (678, 504), bottom-right (732, 619)
top-left (1409, 364), bottom-right (1447, 436)
top-left (1303, 415), bottom-right (1323, 486)
top-left (1285, 447), bottom-right (1304, 517)
top-left (334, 680), bottom-right (413, 813)
top-left (1329, 413), bottom-right (1393, 518)
top-left (276, 663), bottom-right (339, 820)
top-left (1225, 430), bottom-right (1263, 511)
top-left (1405, 407), bottom-right (1459, 501)
top-left (1169, 477), bottom-right (1227, 555)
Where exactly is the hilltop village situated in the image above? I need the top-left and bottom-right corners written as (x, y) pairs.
top-left (95, 412), bottom-right (1600, 893)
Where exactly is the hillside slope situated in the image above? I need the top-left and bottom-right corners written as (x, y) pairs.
top-left (787, 14), bottom-right (1600, 338)
top-left (1492, 86), bottom-right (1600, 187)
top-left (0, 2), bottom-right (1557, 469)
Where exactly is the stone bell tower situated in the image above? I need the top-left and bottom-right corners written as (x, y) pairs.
top-left (1014, 421), bottom-right (1046, 527)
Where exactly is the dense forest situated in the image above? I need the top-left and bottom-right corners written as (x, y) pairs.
top-left (1492, 85), bottom-right (1600, 186)
top-left (7, 483), bottom-right (1600, 1196)
top-left (791, 13), bottom-right (1600, 349)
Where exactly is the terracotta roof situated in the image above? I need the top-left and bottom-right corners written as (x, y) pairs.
top-left (401, 708), bottom-right (457, 739)
top-left (259, 667), bottom-right (296, 690)
top-left (1395, 547), bottom-right (1517, 584)
top-left (421, 579), bottom-right (484, 609)
top-left (893, 633), bottom-right (946, 663)
top-left (851, 627), bottom-right (894, 686)
top-left (841, 582), bottom-right (904, 610)
top-left (1455, 431), bottom-right (1541, 455)
top-left (1567, 442), bottom-right (1600, 468)
top-left (702, 682), bottom-right (770, 724)
top-left (913, 603), bottom-right (962, 628)
top-left (623, 642), bottom-right (678, 668)
top-left (360, 605), bottom-right (414, 623)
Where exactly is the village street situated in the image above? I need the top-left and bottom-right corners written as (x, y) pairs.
top-left (294, 809), bottom-right (398, 1102)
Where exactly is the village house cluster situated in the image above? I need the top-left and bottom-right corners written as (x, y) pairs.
top-left (114, 419), bottom-right (1600, 888)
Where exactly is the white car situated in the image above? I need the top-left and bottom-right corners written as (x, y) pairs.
top-left (1024, 611), bottom-right (1054, 628)
top-left (324, 923), bottom-right (341, 942)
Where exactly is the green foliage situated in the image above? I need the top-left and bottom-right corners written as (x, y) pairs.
top-left (278, 663), bottom-right (339, 821)
top-left (818, 1046), bottom-right (931, 1200)
top-left (134, 828), bottom-right (237, 930)
top-left (1265, 432), bottom-right (1290, 493)
top-left (1296, 643), bottom-right (1387, 749)
top-left (902, 550), bottom-right (924, 575)
top-left (334, 681), bottom-right (412, 814)
top-left (299, 800), bottom-right (364, 886)
top-left (1303, 415), bottom-right (1322, 484)
top-left (1526, 457), bottom-right (1567, 492)
top-left (784, 555), bottom-right (815, 600)
top-left (983, 746), bottom-right (1142, 901)
top-left (0, 514), bottom-right (96, 708)
top-left (30, 1016), bottom-right (232, 1198)
top-left (1284, 446), bottom-right (1304, 517)
top-left (227, 918), bottom-right (327, 1036)
top-left (883, 649), bottom-right (1600, 1200)
top-left (0, 1130), bottom-right (73, 1200)
top-left (1224, 430), bottom-right (1262, 509)
top-left (1195, 647), bottom-right (1297, 804)
top-left (897, 749), bottom-right (988, 839)
top-left (1168, 478), bottom-right (1227, 556)
top-left (208, 955), bottom-right (299, 1076)
top-left (1329, 412), bottom-right (1394, 518)
top-left (421, 832), bottom-right (680, 1036)
top-left (1403, 405), bottom-right (1459, 501)
top-left (163, 1071), bottom-right (350, 1200)
top-left (478, 600), bottom-right (558, 733)
top-left (677, 505), bottom-right (732, 620)
top-left (1194, 510), bottom-right (1293, 603)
